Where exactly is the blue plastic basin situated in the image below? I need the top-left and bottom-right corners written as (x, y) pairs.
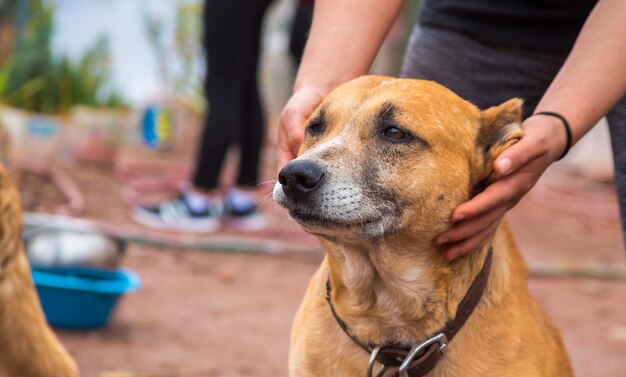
top-left (32, 266), bottom-right (141, 329)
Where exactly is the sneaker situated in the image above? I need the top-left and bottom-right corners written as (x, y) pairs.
top-left (222, 188), bottom-right (265, 231)
top-left (131, 193), bottom-right (222, 233)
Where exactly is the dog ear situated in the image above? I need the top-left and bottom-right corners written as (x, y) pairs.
top-left (471, 99), bottom-right (524, 191)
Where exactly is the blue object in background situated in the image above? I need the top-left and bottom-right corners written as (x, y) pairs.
top-left (141, 105), bottom-right (174, 150)
top-left (26, 117), bottom-right (59, 139)
top-left (32, 267), bottom-right (141, 329)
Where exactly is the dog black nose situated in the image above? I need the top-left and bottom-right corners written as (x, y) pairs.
top-left (278, 160), bottom-right (324, 201)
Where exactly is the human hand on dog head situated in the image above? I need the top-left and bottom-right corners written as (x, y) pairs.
top-left (278, 86), bottom-right (327, 170)
top-left (436, 114), bottom-right (568, 260)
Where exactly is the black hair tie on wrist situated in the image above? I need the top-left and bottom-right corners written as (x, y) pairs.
top-left (533, 111), bottom-right (573, 161)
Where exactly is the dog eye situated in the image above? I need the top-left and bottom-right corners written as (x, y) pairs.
top-left (382, 126), bottom-right (410, 142)
top-left (307, 121), bottom-right (326, 136)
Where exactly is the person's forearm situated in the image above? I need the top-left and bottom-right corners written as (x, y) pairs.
top-left (536, 0), bottom-right (626, 143)
top-left (295, 0), bottom-right (404, 94)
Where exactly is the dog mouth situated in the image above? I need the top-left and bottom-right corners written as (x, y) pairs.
top-left (289, 209), bottom-right (384, 229)
top-left (273, 181), bottom-right (395, 236)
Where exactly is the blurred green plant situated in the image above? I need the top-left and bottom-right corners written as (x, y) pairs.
top-left (0, 0), bottom-right (127, 114)
top-left (143, 0), bottom-right (204, 113)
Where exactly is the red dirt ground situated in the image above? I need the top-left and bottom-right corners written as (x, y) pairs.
top-left (13, 141), bottom-right (626, 377)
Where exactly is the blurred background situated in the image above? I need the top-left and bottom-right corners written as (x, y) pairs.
top-left (0, 1), bottom-right (625, 376)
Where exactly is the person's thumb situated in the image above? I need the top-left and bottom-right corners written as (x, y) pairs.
top-left (277, 152), bottom-right (293, 173)
top-left (494, 134), bottom-right (544, 176)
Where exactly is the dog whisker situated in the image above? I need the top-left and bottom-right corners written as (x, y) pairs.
top-left (257, 191), bottom-right (276, 210)
top-left (258, 179), bottom-right (278, 187)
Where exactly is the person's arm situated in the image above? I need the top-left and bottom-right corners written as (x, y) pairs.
top-left (437, 0), bottom-right (626, 259)
top-left (278, 0), bottom-right (404, 168)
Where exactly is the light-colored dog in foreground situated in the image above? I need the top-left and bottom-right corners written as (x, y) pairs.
top-left (0, 167), bottom-right (78, 377)
top-left (274, 76), bottom-right (573, 377)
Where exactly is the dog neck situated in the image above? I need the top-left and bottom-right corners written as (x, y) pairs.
top-left (323, 235), bottom-right (494, 347)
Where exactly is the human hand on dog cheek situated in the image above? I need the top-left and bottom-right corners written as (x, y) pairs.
top-left (278, 87), bottom-right (326, 170)
top-left (436, 115), bottom-right (568, 260)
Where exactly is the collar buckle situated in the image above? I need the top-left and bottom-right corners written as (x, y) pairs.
top-left (366, 346), bottom-right (387, 377)
top-left (398, 333), bottom-right (448, 377)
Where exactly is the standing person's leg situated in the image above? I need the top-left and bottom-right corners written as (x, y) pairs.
top-left (132, 0), bottom-right (263, 232)
top-left (235, 0), bottom-right (274, 189)
top-left (193, 0), bottom-right (250, 190)
top-left (218, 0), bottom-right (275, 220)
top-left (289, 0), bottom-right (314, 65)
top-left (606, 97), bottom-right (626, 251)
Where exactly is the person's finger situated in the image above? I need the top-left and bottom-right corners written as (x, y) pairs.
top-left (288, 131), bottom-right (304, 158)
top-left (277, 132), bottom-right (298, 168)
top-left (281, 112), bottom-right (305, 155)
top-left (277, 86), bottom-right (326, 172)
top-left (277, 111), bottom-right (307, 171)
top-left (437, 205), bottom-right (506, 244)
top-left (494, 131), bottom-right (546, 176)
top-left (278, 152), bottom-right (290, 168)
top-left (277, 153), bottom-right (292, 172)
top-left (277, 126), bottom-right (291, 171)
top-left (451, 170), bottom-right (533, 222)
top-left (443, 221), bottom-right (499, 260)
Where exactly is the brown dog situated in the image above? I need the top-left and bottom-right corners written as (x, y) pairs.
top-left (274, 76), bottom-right (573, 377)
top-left (0, 167), bottom-right (79, 377)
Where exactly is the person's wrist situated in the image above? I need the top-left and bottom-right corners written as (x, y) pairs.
top-left (523, 115), bottom-right (569, 163)
top-left (292, 82), bottom-right (329, 99)
top-left (532, 111), bottom-right (572, 160)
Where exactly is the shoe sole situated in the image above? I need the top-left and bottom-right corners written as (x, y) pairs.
top-left (221, 214), bottom-right (267, 232)
top-left (130, 207), bottom-right (221, 234)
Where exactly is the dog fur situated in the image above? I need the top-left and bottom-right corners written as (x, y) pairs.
top-left (0, 167), bottom-right (79, 377)
top-left (274, 76), bottom-right (573, 377)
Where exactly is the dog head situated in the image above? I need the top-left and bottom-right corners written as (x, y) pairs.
top-left (274, 76), bottom-right (522, 243)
